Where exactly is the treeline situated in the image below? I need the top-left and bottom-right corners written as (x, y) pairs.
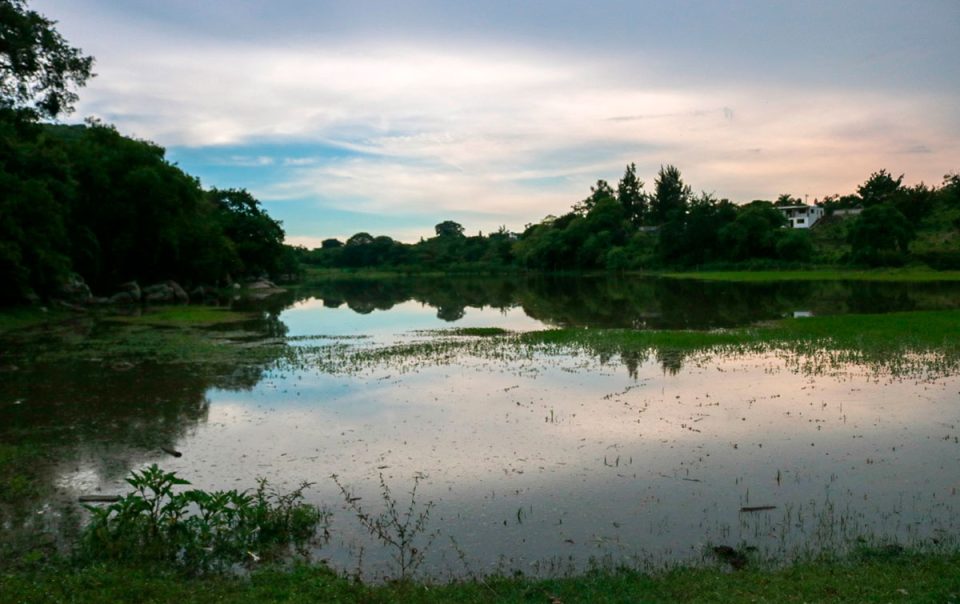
top-left (301, 165), bottom-right (960, 272)
top-left (0, 114), bottom-right (297, 303)
top-left (1, 1), bottom-right (296, 304)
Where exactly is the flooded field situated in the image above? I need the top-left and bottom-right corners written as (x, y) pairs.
top-left (2, 275), bottom-right (959, 579)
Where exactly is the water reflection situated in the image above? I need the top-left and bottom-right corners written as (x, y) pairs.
top-left (2, 275), bottom-right (959, 578)
top-left (295, 275), bottom-right (960, 329)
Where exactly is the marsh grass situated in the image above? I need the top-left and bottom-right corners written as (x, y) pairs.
top-left (301, 310), bottom-right (960, 380)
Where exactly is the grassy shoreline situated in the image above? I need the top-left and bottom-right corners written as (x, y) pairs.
top-left (2, 547), bottom-right (958, 603)
top-left (659, 267), bottom-right (960, 282)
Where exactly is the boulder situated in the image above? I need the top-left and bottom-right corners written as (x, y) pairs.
top-left (143, 282), bottom-right (174, 303)
top-left (167, 280), bottom-right (189, 304)
top-left (58, 273), bottom-right (92, 304)
top-left (109, 291), bottom-right (135, 305)
top-left (118, 281), bottom-right (141, 302)
top-left (247, 279), bottom-right (279, 290)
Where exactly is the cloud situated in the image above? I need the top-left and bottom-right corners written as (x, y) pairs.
top-left (34, 0), bottom-right (960, 240)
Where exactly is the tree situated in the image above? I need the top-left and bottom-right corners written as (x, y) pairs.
top-left (346, 232), bottom-right (374, 246)
top-left (1, 0), bottom-right (94, 118)
top-left (616, 163), bottom-right (646, 225)
top-left (321, 238), bottom-right (343, 249)
top-left (208, 188), bottom-right (285, 277)
top-left (649, 165), bottom-right (691, 224)
top-left (857, 170), bottom-right (903, 207)
top-left (574, 179), bottom-right (615, 214)
top-left (775, 194), bottom-right (801, 207)
top-left (434, 220), bottom-right (464, 238)
top-left (717, 202), bottom-right (787, 261)
top-left (847, 204), bottom-right (914, 266)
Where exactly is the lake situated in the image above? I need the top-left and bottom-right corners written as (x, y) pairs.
top-left (2, 275), bottom-right (959, 579)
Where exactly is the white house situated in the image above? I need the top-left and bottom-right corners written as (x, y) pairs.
top-left (777, 205), bottom-right (824, 229)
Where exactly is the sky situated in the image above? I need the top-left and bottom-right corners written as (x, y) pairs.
top-left (33, 0), bottom-right (960, 246)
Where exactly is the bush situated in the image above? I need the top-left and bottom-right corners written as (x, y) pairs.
top-left (80, 465), bottom-right (329, 573)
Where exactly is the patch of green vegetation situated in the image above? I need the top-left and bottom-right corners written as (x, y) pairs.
top-left (661, 268), bottom-right (960, 282)
top-left (2, 547), bottom-right (958, 603)
top-left (80, 465), bottom-right (329, 573)
top-left (438, 327), bottom-right (512, 337)
top-left (0, 443), bottom-right (45, 502)
top-left (107, 306), bottom-right (256, 327)
top-left (321, 310), bottom-right (960, 379)
top-left (0, 307), bottom-right (70, 335)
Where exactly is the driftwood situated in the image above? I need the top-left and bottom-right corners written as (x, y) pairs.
top-left (78, 495), bottom-right (121, 503)
top-left (740, 505), bottom-right (777, 512)
top-left (161, 446), bottom-right (182, 457)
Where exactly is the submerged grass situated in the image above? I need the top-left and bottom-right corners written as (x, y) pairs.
top-left (2, 547), bottom-right (958, 602)
top-left (310, 310), bottom-right (960, 379)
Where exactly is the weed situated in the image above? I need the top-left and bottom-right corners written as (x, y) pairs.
top-left (332, 472), bottom-right (438, 581)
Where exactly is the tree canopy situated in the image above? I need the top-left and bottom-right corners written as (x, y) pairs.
top-left (1, 0), bottom-right (94, 118)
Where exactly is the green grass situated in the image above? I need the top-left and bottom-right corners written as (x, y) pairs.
top-left (0, 307), bottom-right (70, 335)
top-left (437, 327), bottom-right (512, 337)
top-left (660, 268), bottom-right (960, 282)
top-left (106, 306), bottom-right (256, 327)
top-left (521, 309), bottom-right (960, 352)
top-left (0, 443), bottom-right (46, 502)
top-left (2, 548), bottom-right (958, 603)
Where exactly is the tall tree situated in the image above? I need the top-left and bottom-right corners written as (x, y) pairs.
top-left (1, 0), bottom-right (94, 118)
top-left (434, 220), bottom-right (465, 238)
top-left (857, 170), bottom-right (903, 207)
top-left (649, 165), bottom-right (691, 224)
top-left (616, 162), bottom-right (646, 225)
top-left (574, 179), bottom-right (615, 214)
top-left (208, 188), bottom-right (285, 277)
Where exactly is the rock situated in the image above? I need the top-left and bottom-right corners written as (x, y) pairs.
top-left (58, 273), bottom-right (92, 304)
top-left (118, 281), bottom-right (141, 302)
top-left (108, 291), bottom-right (135, 305)
top-left (143, 282), bottom-right (174, 303)
top-left (167, 280), bottom-right (189, 303)
top-left (247, 279), bottom-right (279, 290)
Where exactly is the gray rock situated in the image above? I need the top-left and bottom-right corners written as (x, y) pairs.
top-left (58, 273), bottom-right (92, 303)
top-left (167, 280), bottom-right (189, 303)
top-left (109, 291), bottom-right (135, 305)
top-left (143, 283), bottom-right (174, 303)
top-left (118, 281), bottom-right (141, 301)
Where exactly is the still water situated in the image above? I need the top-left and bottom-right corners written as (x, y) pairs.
top-left (2, 275), bottom-right (959, 579)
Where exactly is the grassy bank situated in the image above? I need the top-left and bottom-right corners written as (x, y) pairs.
top-left (2, 548), bottom-right (958, 603)
top-left (660, 267), bottom-right (960, 282)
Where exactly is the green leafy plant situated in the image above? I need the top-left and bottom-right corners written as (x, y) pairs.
top-left (80, 465), bottom-right (329, 573)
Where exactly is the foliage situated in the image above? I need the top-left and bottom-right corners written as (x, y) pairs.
top-left (434, 220), bottom-right (464, 238)
top-left (80, 465), bottom-right (329, 573)
top-left (649, 164), bottom-right (691, 224)
top-left (0, 116), bottom-right (290, 302)
top-left (616, 162), bottom-right (647, 226)
top-left (847, 203), bottom-right (914, 266)
top-left (208, 188), bottom-right (286, 277)
top-left (0, 0), bottom-right (94, 118)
